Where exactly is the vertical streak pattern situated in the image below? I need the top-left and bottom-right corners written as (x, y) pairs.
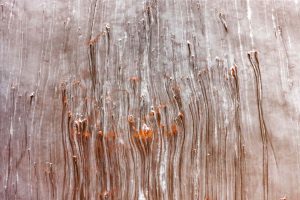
top-left (1, 0), bottom-right (300, 199)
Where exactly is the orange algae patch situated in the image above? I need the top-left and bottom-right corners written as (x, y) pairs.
top-left (133, 124), bottom-right (153, 140)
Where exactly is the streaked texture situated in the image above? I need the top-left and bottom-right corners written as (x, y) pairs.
top-left (1, 0), bottom-right (300, 199)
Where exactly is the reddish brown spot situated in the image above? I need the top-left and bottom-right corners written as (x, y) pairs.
top-left (230, 64), bottom-right (237, 78)
top-left (171, 123), bottom-right (177, 135)
top-left (106, 131), bottom-right (116, 139)
top-left (149, 110), bottom-right (155, 117)
top-left (83, 131), bottom-right (91, 138)
top-left (127, 115), bottom-right (136, 131)
top-left (98, 130), bottom-right (103, 136)
top-left (178, 112), bottom-right (184, 120)
top-left (128, 115), bottom-right (135, 124)
top-left (68, 111), bottom-right (72, 118)
top-left (87, 32), bottom-right (106, 46)
top-left (129, 76), bottom-right (140, 82)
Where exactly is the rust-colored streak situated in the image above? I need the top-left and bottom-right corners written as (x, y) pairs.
top-left (1, 0), bottom-right (299, 199)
